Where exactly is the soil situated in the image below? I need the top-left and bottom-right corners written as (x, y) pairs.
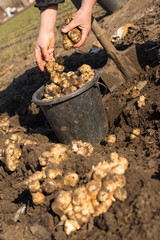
top-left (0, 0), bottom-right (160, 240)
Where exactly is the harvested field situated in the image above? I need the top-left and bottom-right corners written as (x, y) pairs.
top-left (0, 0), bottom-right (160, 239)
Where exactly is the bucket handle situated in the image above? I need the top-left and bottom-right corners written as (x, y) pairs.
top-left (97, 81), bottom-right (108, 96)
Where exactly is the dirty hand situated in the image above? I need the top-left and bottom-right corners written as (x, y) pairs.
top-left (61, 0), bottom-right (96, 48)
top-left (35, 5), bottom-right (58, 71)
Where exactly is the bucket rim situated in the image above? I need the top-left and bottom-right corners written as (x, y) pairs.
top-left (32, 69), bottom-right (99, 105)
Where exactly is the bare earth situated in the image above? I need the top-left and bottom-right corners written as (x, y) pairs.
top-left (0, 0), bottom-right (160, 239)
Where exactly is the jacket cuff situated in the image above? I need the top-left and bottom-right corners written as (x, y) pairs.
top-left (35, 0), bottom-right (65, 10)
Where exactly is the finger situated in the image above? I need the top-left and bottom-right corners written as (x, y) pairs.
top-left (48, 48), bottom-right (55, 60)
top-left (50, 52), bottom-right (55, 61)
top-left (35, 48), bottom-right (44, 71)
top-left (74, 29), bottom-right (88, 48)
top-left (61, 21), bottom-right (77, 33)
top-left (41, 47), bottom-right (51, 62)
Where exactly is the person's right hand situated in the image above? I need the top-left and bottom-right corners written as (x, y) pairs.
top-left (35, 31), bottom-right (55, 71)
top-left (35, 5), bottom-right (58, 71)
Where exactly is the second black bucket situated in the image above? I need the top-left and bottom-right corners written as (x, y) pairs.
top-left (32, 70), bottom-right (108, 145)
top-left (97, 0), bottom-right (126, 13)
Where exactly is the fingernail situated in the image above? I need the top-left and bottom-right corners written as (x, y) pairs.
top-left (61, 28), bottom-right (66, 33)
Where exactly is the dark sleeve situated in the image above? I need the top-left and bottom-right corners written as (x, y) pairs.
top-left (35, 0), bottom-right (65, 10)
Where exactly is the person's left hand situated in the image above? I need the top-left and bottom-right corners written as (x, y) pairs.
top-left (61, 8), bottom-right (92, 48)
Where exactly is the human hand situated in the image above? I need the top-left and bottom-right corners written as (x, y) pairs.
top-left (35, 5), bottom-right (58, 71)
top-left (61, 8), bottom-right (92, 48)
top-left (61, 0), bottom-right (96, 48)
top-left (35, 32), bottom-right (55, 71)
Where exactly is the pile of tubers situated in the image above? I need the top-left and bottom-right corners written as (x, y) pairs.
top-left (51, 151), bottom-right (128, 235)
top-left (38, 140), bottom-right (93, 168)
top-left (42, 61), bottom-right (95, 100)
top-left (27, 167), bottom-right (79, 206)
top-left (62, 13), bottom-right (82, 51)
top-left (24, 141), bottom-right (93, 205)
top-left (25, 140), bottom-right (128, 235)
top-left (123, 86), bottom-right (140, 99)
top-left (0, 133), bottom-right (37, 172)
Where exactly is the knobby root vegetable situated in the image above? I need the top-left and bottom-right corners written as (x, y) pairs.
top-left (132, 89), bottom-right (140, 98)
top-left (123, 86), bottom-right (140, 98)
top-left (107, 134), bottom-right (116, 146)
top-left (62, 13), bottom-right (82, 51)
top-left (45, 168), bottom-right (62, 179)
top-left (114, 187), bottom-right (127, 201)
top-left (130, 134), bottom-right (136, 140)
top-left (64, 220), bottom-right (80, 235)
top-left (51, 73), bottom-right (62, 85)
top-left (87, 152), bottom-right (122, 180)
top-left (70, 140), bottom-right (94, 156)
top-left (137, 95), bottom-right (145, 108)
top-left (102, 173), bottom-right (126, 192)
top-left (97, 190), bottom-right (109, 202)
top-left (32, 192), bottom-right (45, 205)
top-left (51, 152), bottom-right (128, 234)
top-left (5, 134), bottom-right (37, 146)
top-left (65, 13), bottom-right (75, 25)
top-left (86, 180), bottom-right (102, 199)
top-left (45, 61), bottom-right (64, 73)
top-left (62, 34), bottom-right (74, 50)
top-left (78, 64), bottom-right (92, 74)
top-left (28, 180), bottom-right (41, 193)
top-left (4, 143), bottom-right (21, 171)
top-left (42, 178), bottom-right (62, 194)
top-left (24, 170), bottom-right (46, 185)
top-left (110, 152), bottom-right (119, 162)
top-left (0, 117), bottom-right (10, 133)
top-left (51, 191), bottom-right (72, 219)
top-left (68, 28), bottom-right (81, 44)
top-left (130, 128), bottom-right (141, 140)
top-left (92, 168), bottom-right (107, 180)
top-left (38, 143), bottom-right (69, 167)
top-left (63, 172), bottom-right (79, 187)
top-left (93, 198), bottom-right (113, 217)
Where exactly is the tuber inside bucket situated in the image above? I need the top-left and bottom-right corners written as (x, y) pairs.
top-left (32, 70), bottom-right (108, 145)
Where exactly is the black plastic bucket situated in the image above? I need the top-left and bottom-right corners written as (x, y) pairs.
top-left (32, 70), bottom-right (108, 145)
top-left (98, 0), bottom-right (126, 13)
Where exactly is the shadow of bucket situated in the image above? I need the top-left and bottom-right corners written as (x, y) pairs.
top-left (32, 70), bottom-right (108, 145)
